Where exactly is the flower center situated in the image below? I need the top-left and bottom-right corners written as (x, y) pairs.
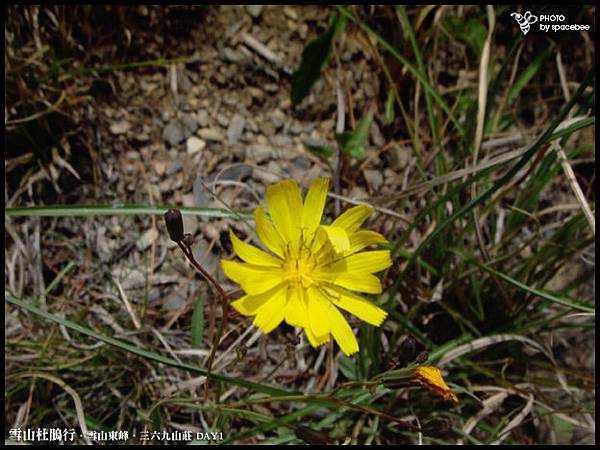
top-left (283, 256), bottom-right (316, 288)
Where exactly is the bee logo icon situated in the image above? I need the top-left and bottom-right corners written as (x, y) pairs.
top-left (511, 11), bottom-right (538, 35)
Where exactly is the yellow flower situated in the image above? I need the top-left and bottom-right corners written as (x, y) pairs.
top-left (411, 366), bottom-right (458, 402)
top-left (222, 177), bottom-right (392, 356)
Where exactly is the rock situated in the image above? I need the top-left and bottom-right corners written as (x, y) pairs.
top-left (364, 169), bottom-right (384, 191)
top-left (246, 5), bottom-right (264, 18)
top-left (216, 113), bottom-right (229, 128)
top-left (109, 120), bottom-right (131, 135)
top-left (222, 47), bottom-right (246, 64)
top-left (253, 161), bottom-right (282, 185)
top-left (206, 165), bottom-right (252, 183)
top-left (283, 6), bottom-right (298, 20)
top-left (270, 109), bottom-right (286, 129)
top-left (192, 177), bottom-right (211, 208)
top-left (227, 114), bottom-right (246, 144)
top-left (196, 110), bottom-right (210, 127)
top-left (166, 159), bottom-right (183, 176)
top-left (186, 136), bottom-right (206, 155)
top-left (182, 214), bottom-right (199, 236)
top-left (371, 120), bottom-right (385, 147)
top-left (162, 292), bottom-right (187, 311)
top-left (271, 134), bottom-right (292, 146)
top-left (197, 128), bottom-right (225, 142)
top-left (137, 228), bottom-right (158, 251)
top-left (247, 144), bottom-right (274, 163)
top-left (162, 115), bottom-right (198, 146)
top-left (291, 156), bottom-right (310, 171)
top-left (153, 160), bottom-right (168, 176)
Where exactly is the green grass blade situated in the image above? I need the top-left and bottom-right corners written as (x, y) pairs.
top-left (5, 294), bottom-right (291, 396)
top-left (5, 204), bottom-right (252, 219)
top-left (450, 250), bottom-right (594, 313)
top-left (400, 65), bottom-right (595, 275)
top-left (335, 5), bottom-right (465, 136)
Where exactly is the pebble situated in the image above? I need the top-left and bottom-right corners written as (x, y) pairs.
top-left (364, 169), bottom-right (384, 191)
top-left (196, 110), bottom-right (210, 127)
top-left (109, 120), bottom-right (131, 135)
top-left (192, 176), bottom-right (211, 208)
top-left (252, 161), bottom-right (282, 185)
top-left (182, 214), bottom-right (199, 236)
top-left (162, 115), bottom-right (198, 146)
top-left (270, 109), bottom-right (286, 128)
top-left (248, 144), bottom-right (274, 163)
top-left (166, 159), bottom-right (183, 176)
top-left (246, 5), bottom-right (264, 18)
top-left (271, 134), bottom-right (292, 146)
top-left (197, 128), bottom-right (225, 142)
top-left (206, 165), bottom-right (252, 183)
top-left (283, 6), bottom-right (298, 20)
top-left (186, 136), bottom-right (206, 155)
top-left (222, 47), bottom-right (246, 64)
top-left (137, 228), bottom-right (158, 251)
top-left (227, 114), bottom-right (246, 144)
top-left (216, 113), bottom-right (229, 128)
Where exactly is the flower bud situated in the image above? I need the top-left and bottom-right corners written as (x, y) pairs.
top-left (164, 209), bottom-right (184, 242)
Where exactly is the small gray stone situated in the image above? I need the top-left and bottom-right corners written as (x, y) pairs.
top-left (206, 166), bottom-right (252, 183)
top-left (222, 47), bottom-right (246, 64)
top-left (246, 5), bottom-right (264, 18)
top-left (196, 110), bottom-right (210, 127)
top-left (186, 136), bottom-right (206, 155)
top-left (110, 120), bottom-right (131, 135)
top-left (182, 214), bottom-right (199, 236)
top-left (216, 113), bottom-right (229, 128)
top-left (371, 120), bottom-right (385, 147)
top-left (192, 177), bottom-right (210, 209)
top-left (227, 114), bottom-right (246, 144)
top-left (162, 115), bottom-right (198, 146)
top-left (137, 228), bottom-right (158, 251)
top-left (197, 128), bottom-right (225, 142)
top-left (364, 169), bottom-right (384, 191)
top-left (270, 109), bottom-right (286, 129)
top-left (166, 159), bottom-right (184, 176)
top-left (271, 134), bottom-right (292, 146)
top-left (247, 144), bottom-right (274, 163)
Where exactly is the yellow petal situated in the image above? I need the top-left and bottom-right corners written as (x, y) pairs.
top-left (304, 321), bottom-right (330, 348)
top-left (266, 179), bottom-right (303, 254)
top-left (221, 260), bottom-right (284, 295)
top-left (284, 286), bottom-right (307, 328)
top-left (230, 230), bottom-right (282, 267)
top-left (254, 204), bottom-right (286, 258)
top-left (319, 225), bottom-right (350, 253)
top-left (231, 284), bottom-right (286, 316)
top-left (320, 271), bottom-right (382, 294)
top-left (348, 230), bottom-right (388, 254)
top-left (307, 288), bottom-right (330, 341)
top-left (328, 306), bottom-right (359, 356)
top-left (331, 204), bottom-right (373, 233)
top-left (339, 250), bottom-right (392, 274)
top-left (323, 285), bottom-right (387, 326)
top-left (412, 366), bottom-right (459, 402)
top-left (253, 287), bottom-right (287, 333)
top-left (301, 177), bottom-right (329, 237)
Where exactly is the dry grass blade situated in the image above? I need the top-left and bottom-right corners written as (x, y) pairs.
top-left (8, 372), bottom-right (92, 445)
top-left (437, 334), bottom-right (553, 367)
